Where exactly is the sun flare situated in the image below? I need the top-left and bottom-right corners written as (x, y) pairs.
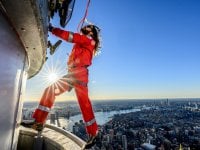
top-left (48, 72), bottom-right (58, 83)
top-left (39, 58), bottom-right (66, 86)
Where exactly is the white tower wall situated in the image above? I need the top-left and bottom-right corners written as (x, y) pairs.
top-left (0, 12), bottom-right (28, 150)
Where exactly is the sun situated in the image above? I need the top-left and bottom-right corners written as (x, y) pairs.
top-left (48, 72), bottom-right (58, 83)
top-left (39, 58), bottom-right (66, 86)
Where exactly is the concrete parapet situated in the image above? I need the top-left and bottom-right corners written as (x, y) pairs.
top-left (17, 124), bottom-right (86, 150)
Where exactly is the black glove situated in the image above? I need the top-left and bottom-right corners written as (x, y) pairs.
top-left (48, 24), bottom-right (54, 32)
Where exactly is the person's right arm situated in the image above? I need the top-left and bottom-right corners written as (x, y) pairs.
top-left (52, 28), bottom-right (94, 46)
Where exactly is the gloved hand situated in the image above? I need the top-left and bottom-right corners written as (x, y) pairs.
top-left (48, 23), bottom-right (54, 32)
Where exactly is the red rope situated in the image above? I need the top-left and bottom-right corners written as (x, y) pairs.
top-left (77, 0), bottom-right (91, 32)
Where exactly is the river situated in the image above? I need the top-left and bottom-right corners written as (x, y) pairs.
top-left (59, 108), bottom-right (141, 132)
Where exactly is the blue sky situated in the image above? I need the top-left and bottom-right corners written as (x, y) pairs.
top-left (25, 0), bottom-right (200, 101)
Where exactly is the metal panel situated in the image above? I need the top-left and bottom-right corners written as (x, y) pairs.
top-left (11, 71), bottom-right (28, 150)
top-left (0, 12), bottom-right (28, 150)
top-left (1, 0), bottom-right (48, 78)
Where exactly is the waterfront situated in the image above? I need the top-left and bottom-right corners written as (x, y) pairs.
top-left (59, 108), bottom-right (141, 132)
top-left (71, 108), bottom-right (141, 125)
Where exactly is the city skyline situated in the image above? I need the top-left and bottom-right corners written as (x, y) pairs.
top-left (22, 99), bottom-right (200, 149)
top-left (25, 0), bottom-right (200, 101)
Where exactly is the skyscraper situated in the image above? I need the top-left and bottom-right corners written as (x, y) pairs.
top-left (122, 135), bottom-right (127, 150)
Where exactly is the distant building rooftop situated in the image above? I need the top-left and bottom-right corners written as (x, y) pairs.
top-left (141, 143), bottom-right (156, 150)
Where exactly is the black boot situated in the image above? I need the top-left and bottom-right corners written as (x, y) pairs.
top-left (21, 120), bottom-right (35, 128)
top-left (82, 135), bottom-right (98, 149)
top-left (32, 122), bottom-right (44, 132)
top-left (21, 120), bottom-right (44, 132)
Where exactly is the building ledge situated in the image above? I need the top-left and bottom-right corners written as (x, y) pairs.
top-left (1, 0), bottom-right (48, 78)
top-left (17, 124), bottom-right (85, 150)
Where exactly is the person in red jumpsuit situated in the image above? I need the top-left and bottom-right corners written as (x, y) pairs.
top-left (32, 24), bottom-right (101, 149)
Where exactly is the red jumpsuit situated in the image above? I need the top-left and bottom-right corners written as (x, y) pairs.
top-left (32, 28), bottom-right (98, 136)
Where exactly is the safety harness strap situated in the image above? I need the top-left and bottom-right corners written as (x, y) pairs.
top-left (63, 74), bottom-right (87, 87)
top-left (85, 118), bottom-right (96, 127)
top-left (76, 80), bottom-right (87, 87)
top-left (38, 105), bottom-right (51, 113)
